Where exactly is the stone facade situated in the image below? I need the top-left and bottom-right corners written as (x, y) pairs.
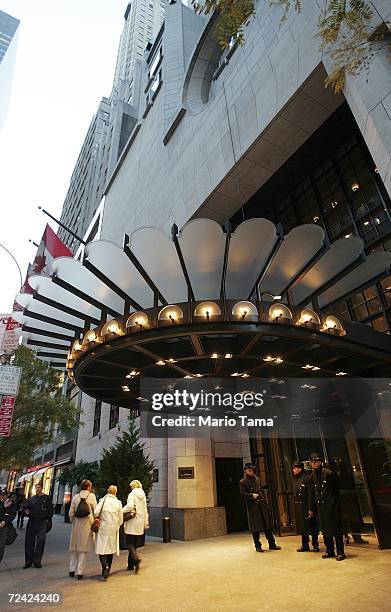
top-left (73, 0), bottom-right (391, 538)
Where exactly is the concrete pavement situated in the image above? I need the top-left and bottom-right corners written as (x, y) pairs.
top-left (0, 516), bottom-right (390, 611)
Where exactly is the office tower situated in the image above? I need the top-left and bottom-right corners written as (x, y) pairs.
top-left (0, 10), bottom-right (20, 130)
top-left (113, 0), bottom-right (165, 88)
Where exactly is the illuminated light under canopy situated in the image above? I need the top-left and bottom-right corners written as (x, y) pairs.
top-left (194, 301), bottom-right (221, 320)
top-left (82, 329), bottom-right (98, 345)
top-left (126, 370), bottom-right (140, 378)
top-left (232, 301), bottom-right (258, 319)
top-left (321, 315), bottom-right (345, 336)
top-left (269, 303), bottom-right (292, 323)
top-left (126, 311), bottom-right (149, 329)
top-left (158, 304), bottom-right (184, 323)
top-left (297, 308), bottom-right (321, 328)
top-left (101, 319), bottom-right (124, 336)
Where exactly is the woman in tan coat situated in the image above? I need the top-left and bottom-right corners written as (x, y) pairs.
top-left (68, 479), bottom-right (97, 579)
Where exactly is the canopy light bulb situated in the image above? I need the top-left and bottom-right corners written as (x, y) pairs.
top-left (156, 360), bottom-right (165, 366)
top-left (225, 353), bottom-right (233, 359)
top-left (211, 353), bottom-right (219, 359)
top-left (275, 357), bottom-right (283, 364)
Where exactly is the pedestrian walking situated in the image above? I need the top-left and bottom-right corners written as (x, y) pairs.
top-left (122, 480), bottom-right (149, 573)
top-left (23, 482), bottom-right (53, 569)
top-left (291, 460), bottom-right (319, 552)
top-left (16, 492), bottom-right (26, 529)
top-left (0, 490), bottom-right (17, 565)
top-left (308, 452), bottom-right (346, 561)
top-left (68, 479), bottom-right (97, 580)
top-left (240, 463), bottom-right (281, 553)
top-left (94, 485), bottom-right (123, 580)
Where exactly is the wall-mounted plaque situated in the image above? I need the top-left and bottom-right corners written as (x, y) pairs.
top-left (153, 468), bottom-right (159, 483)
top-left (178, 467), bottom-right (194, 479)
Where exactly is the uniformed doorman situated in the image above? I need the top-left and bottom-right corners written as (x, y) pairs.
top-left (240, 463), bottom-right (281, 553)
top-left (308, 453), bottom-right (346, 561)
top-left (291, 460), bottom-right (319, 552)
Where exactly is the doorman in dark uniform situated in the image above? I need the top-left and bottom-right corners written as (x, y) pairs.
top-left (308, 453), bottom-right (346, 561)
top-left (23, 482), bottom-right (54, 569)
top-left (240, 463), bottom-right (281, 552)
top-left (291, 460), bottom-right (319, 552)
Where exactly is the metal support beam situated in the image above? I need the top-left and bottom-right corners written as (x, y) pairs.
top-left (220, 222), bottom-right (231, 316)
top-left (27, 339), bottom-right (69, 351)
top-left (23, 309), bottom-right (83, 333)
top-left (33, 291), bottom-right (101, 327)
top-left (171, 224), bottom-right (195, 301)
top-left (22, 324), bottom-right (73, 342)
top-left (298, 253), bottom-right (366, 307)
top-left (280, 239), bottom-right (329, 297)
top-left (83, 257), bottom-right (143, 311)
top-left (38, 206), bottom-right (86, 245)
top-left (247, 223), bottom-right (284, 300)
top-left (51, 274), bottom-right (122, 318)
top-left (123, 234), bottom-right (167, 306)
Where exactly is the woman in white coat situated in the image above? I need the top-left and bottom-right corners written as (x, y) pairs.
top-left (122, 480), bottom-right (149, 573)
top-left (94, 485), bottom-right (123, 580)
top-left (68, 479), bottom-right (97, 580)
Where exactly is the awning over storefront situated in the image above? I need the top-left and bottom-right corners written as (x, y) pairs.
top-left (9, 218), bottom-right (391, 405)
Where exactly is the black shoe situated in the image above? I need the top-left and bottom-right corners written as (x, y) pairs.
top-left (23, 563), bottom-right (32, 569)
top-left (77, 575), bottom-right (83, 580)
top-left (322, 552), bottom-right (335, 558)
top-left (255, 546), bottom-right (264, 553)
top-left (269, 545), bottom-right (281, 550)
top-left (336, 553), bottom-right (346, 561)
top-left (297, 546), bottom-right (310, 552)
top-left (313, 545), bottom-right (320, 552)
top-left (127, 565), bottom-right (135, 570)
top-left (33, 562), bottom-right (42, 568)
top-left (103, 566), bottom-right (109, 580)
top-left (69, 571), bottom-right (75, 577)
top-left (353, 536), bottom-right (369, 544)
top-left (134, 559), bottom-right (141, 574)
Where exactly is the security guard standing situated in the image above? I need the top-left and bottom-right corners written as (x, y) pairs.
top-left (308, 452), bottom-right (345, 561)
top-left (240, 462), bottom-right (281, 552)
top-left (291, 460), bottom-right (319, 552)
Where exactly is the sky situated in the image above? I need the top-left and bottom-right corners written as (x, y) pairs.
top-left (0, 0), bottom-right (127, 313)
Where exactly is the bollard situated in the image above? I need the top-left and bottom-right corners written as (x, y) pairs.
top-left (162, 516), bottom-right (171, 542)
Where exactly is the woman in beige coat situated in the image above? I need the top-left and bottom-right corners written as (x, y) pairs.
top-left (94, 485), bottom-right (123, 580)
top-left (68, 479), bottom-right (97, 579)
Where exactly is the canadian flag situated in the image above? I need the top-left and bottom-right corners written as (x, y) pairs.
top-left (13, 224), bottom-right (72, 310)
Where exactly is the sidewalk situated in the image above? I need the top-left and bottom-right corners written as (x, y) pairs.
top-left (1, 515), bottom-right (390, 611)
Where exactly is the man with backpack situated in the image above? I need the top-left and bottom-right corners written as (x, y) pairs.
top-left (68, 479), bottom-right (97, 580)
top-left (23, 481), bottom-right (53, 569)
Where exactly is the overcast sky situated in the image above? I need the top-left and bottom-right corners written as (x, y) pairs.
top-left (0, 0), bottom-right (127, 313)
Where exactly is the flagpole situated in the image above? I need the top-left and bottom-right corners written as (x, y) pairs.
top-left (0, 242), bottom-right (23, 291)
top-left (38, 206), bottom-right (86, 245)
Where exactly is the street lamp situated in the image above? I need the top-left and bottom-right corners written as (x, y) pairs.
top-left (0, 241), bottom-right (23, 291)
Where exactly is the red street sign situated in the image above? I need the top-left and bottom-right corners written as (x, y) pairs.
top-left (0, 395), bottom-right (16, 437)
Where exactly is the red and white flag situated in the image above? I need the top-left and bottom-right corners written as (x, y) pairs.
top-left (13, 225), bottom-right (72, 311)
top-left (30, 224), bottom-right (73, 277)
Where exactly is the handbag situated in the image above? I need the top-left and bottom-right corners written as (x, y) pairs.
top-left (123, 506), bottom-right (136, 522)
top-left (6, 524), bottom-right (18, 545)
top-left (46, 517), bottom-right (52, 533)
top-left (91, 495), bottom-right (107, 533)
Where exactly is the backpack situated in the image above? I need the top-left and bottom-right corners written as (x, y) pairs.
top-left (74, 493), bottom-right (91, 518)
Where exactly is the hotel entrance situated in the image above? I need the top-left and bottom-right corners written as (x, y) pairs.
top-left (250, 428), bottom-right (390, 549)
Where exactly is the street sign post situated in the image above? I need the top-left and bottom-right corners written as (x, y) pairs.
top-left (0, 365), bottom-right (21, 438)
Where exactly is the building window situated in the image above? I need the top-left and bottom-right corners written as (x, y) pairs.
top-left (109, 404), bottom-right (119, 430)
top-left (93, 400), bottom-right (102, 437)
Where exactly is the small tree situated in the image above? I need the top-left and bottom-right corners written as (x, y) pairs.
top-left (193, 0), bottom-right (391, 92)
top-left (0, 346), bottom-right (78, 470)
top-left (56, 461), bottom-right (100, 490)
top-left (98, 417), bottom-right (154, 503)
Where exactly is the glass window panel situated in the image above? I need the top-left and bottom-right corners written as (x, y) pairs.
top-left (351, 292), bottom-right (364, 307)
top-left (366, 297), bottom-right (382, 314)
top-left (352, 303), bottom-right (368, 320)
top-left (363, 285), bottom-right (378, 301)
top-left (371, 315), bottom-right (388, 333)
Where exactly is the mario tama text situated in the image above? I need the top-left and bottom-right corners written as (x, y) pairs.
top-left (141, 413), bottom-right (275, 438)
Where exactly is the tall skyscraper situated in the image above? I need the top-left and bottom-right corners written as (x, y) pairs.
top-left (0, 10), bottom-right (19, 64)
top-left (0, 9), bottom-right (20, 130)
top-left (113, 0), bottom-right (165, 88)
top-left (57, 0), bottom-right (165, 250)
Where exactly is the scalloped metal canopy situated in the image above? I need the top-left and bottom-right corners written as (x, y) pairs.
top-left (12, 218), bottom-right (391, 398)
